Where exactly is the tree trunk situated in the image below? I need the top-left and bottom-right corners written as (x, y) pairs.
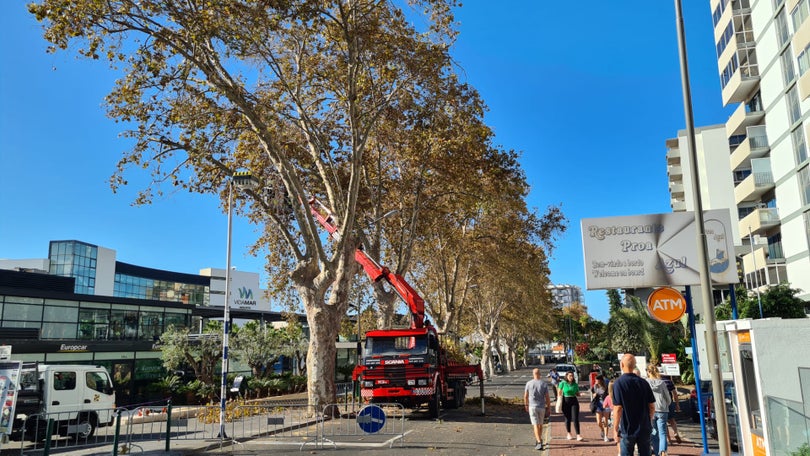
top-left (375, 290), bottom-right (397, 329)
top-left (504, 345), bottom-right (514, 372)
top-left (304, 304), bottom-right (340, 411)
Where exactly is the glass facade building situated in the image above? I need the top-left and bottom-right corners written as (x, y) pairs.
top-left (113, 267), bottom-right (209, 306)
top-left (49, 240), bottom-right (98, 294)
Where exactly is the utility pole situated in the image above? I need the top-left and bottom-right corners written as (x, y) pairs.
top-left (674, 2), bottom-right (732, 455)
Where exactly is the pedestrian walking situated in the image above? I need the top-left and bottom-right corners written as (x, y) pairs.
top-left (646, 364), bottom-right (672, 456)
top-left (603, 379), bottom-right (620, 455)
top-left (663, 376), bottom-right (682, 444)
top-left (558, 371), bottom-right (583, 441)
top-left (591, 374), bottom-right (610, 441)
top-left (612, 354), bottom-right (655, 456)
top-left (524, 368), bottom-right (551, 451)
top-left (547, 368), bottom-right (560, 391)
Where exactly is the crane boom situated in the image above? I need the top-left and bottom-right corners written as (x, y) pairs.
top-left (308, 198), bottom-right (425, 328)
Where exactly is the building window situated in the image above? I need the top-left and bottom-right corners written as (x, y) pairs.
top-left (804, 212), bottom-right (810, 251)
top-left (794, 0), bottom-right (810, 31)
top-left (767, 232), bottom-right (784, 259)
top-left (788, 85), bottom-right (802, 125)
top-left (782, 48), bottom-right (797, 84)
top-left (49, 240), bottom-right (98, 295)
top-left (793, 126), bottom-right (808, 164)
top-left (713, 0), bottom-right (730, 26)
top-left (777, 9), bottom-right (791, 47)
top-left (799, 44), bottom-right (810, 76)
top-left (800, 165), bottom-right (810, 205)
top-left (738, 206), bottom-right (756, 219)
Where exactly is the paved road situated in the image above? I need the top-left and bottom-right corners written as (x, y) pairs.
top-left (1, 366), bottom-right (718, 456)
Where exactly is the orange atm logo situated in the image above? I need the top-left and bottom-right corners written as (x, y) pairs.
top-left (647, 287), bottom-right (686, 324)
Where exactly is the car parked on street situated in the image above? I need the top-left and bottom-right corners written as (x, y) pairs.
top-left (554, 363), bottom-right (579, 384)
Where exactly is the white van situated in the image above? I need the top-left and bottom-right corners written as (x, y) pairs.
top-left (12, 364), bottom-right (116, 441)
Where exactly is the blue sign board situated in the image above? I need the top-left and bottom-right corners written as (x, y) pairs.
top-left (356, 405), bottom-right (386, 434)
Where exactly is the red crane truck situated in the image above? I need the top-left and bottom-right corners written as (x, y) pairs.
top-left (308, 198), bottom-right (484, 418)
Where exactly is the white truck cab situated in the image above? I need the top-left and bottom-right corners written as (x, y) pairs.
top-left (13, 364), bottom-right (115, 441)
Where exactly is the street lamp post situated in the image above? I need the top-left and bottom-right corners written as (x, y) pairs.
top-left (219, 171), bottom-right (257, 440)
top-left (674, 3), bottom-right (732, 454)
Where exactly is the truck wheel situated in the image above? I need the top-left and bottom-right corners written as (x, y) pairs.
top-left (73, 413), bottom-right (97, 440)
top-left (428, 387), bottom-right (441, 419)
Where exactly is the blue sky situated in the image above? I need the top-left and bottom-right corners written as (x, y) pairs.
top-left (0, 2), bottom-right (731, 322)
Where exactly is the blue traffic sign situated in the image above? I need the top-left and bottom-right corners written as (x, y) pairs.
top-left (356, 405), bottom-right (386, 433)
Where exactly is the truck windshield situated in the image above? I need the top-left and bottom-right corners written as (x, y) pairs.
top-left (366, 335), bottom-right (427, 357)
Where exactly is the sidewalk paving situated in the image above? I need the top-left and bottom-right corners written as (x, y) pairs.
top-left (548, 393), bottom-right (707, 455)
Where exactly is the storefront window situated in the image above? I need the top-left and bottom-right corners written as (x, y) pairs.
top-left (41, 322), bottom-right (78, 339)
top-left (3, 302), bottom-right (43, 321)
top-left (140, 311), bottom-right (163, 341)
top-left (164, 311), bottom-right (190, 330)
top-left (79, 308), bottom-right (110, 340)
top-left (44, 305), bottom-right (78, 323)
top-left (110, 306), bottom-right (140, 340)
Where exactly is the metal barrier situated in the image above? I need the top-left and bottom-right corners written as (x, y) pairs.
top-left (118, 402), bottom-right (217, 450)
top-left (12, 398), bottom-right (409, 454)
top-left (14, 407), bottom-right (118, 455)
top-left (320, 402), bottom-right (406, 448)
top-left (228, 403), bottom-right (321, 450)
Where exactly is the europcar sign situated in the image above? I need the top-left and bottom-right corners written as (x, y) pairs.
top-left (581, 210), bottom-right (737, 290)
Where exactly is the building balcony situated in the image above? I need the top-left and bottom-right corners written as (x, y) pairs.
top-left (668, 164), bottom-right (683, 179)
top-left (666, 142), bottom-right (680, 165)
top-left (734, 165), bottom-right (774, 204)
top-left (726, 100), bottom-right (764, 137)
top-left (739, 207), bottom-right (780, 237)
top-left (721, 65), bottom-right (760, 107)
top-left (730, 126), bottom-right (769, 171)
top-left (741, 245), bottom-right (787, 292)
top-left (669, 182), bottom-right (684, 198)
top-left (671, 200), bottom-right (686, 212)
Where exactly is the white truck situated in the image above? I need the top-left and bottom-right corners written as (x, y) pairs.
top-left (10, 364), bottom-right (116, 441)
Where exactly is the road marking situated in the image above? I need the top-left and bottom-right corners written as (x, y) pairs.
top-left (250, 430), bottom-right (414, 448)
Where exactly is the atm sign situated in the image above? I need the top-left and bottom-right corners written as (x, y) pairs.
top-left (647, 287), bottom-right (686, 324)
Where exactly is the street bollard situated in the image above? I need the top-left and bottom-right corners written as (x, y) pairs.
top-left (165, 400), bottom-right (172, 452)
top-left (480, 381), bottom-right (485, 415)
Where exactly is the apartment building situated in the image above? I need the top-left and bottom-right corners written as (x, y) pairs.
top-left (547, 284), bottom-right (584, 309)
top-left (705, 0), bottom-right (810, 300)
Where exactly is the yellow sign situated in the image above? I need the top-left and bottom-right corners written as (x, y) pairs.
top-left (738, 331), bottom-right (751, 343)
top-left (647, 287), bottom-right (687, 324)
top-left (752, 432), bottom-right (766, 456)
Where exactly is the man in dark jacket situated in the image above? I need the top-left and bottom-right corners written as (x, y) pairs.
top-left (612, 354), bottom-right (655, 456)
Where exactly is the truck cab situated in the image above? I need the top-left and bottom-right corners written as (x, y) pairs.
top-left (12, 364), bottom-right (115, 441)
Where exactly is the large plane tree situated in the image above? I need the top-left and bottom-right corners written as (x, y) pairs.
top-left (29, 0), bottom-right (461, 408)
